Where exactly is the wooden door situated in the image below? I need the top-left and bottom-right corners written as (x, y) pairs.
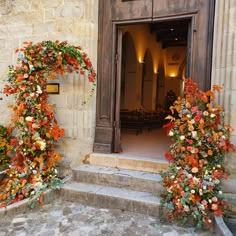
top-left (94, 0), bottom-right (215, 153)
top-left (153, 0), bottom-right (215, 90)
top-left (114, 29), bottom-right (123, 153)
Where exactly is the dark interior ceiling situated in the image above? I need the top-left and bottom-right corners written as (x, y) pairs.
top-left (150, 19), bottom-right (190, 48)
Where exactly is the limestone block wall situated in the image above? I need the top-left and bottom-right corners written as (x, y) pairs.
top-left (211, 0), bottom-right (236, 192)
top-left (0, 0), bottom-right (98, 167)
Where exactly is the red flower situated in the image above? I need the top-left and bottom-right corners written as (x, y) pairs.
top-left (165, 152), bottom-right (173, 162)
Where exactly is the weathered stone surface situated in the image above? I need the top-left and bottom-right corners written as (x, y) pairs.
top-left (87, 153), bottom-right (169, 173)
top-left (212, 0), bottom-right (236, 187)
top-left (72, 165), bottom-right (163, 193)
top-left (60, 181), bottom-right (161, 217)
top-left (0, 0), bottom-right (98, 168)
top-left (0, 200), bottom-right (215, 236)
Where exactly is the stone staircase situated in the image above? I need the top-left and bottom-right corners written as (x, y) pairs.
top-left (60, 153), bottom-right (169, 217)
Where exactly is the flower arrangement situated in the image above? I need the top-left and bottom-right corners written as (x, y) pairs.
top-left (160, 78), bottom-right (236, 227)
top-left (0, 125), bottom-right (12, 167)
top-left (0, 40), bottom-right (96, 207)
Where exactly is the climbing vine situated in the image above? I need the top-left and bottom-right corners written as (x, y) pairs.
top-left (0, 40), bottom-right (96, 207)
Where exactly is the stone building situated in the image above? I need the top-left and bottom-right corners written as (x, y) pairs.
top-left (0, 0), bottom-right (235, 194)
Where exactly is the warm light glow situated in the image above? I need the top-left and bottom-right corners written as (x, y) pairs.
top-left (170, 73), bottom-right (176, 78)
top-left (138, 57), bottom-right (144, 63)
top-left (154, 68), bottom-right (158, 74)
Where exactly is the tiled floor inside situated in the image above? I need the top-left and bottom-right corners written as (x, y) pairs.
top-left (120, 128), bottom-right (172, 159)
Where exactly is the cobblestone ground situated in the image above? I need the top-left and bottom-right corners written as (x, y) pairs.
top-left (224, 215), bottom-right (236, 236)
top-left (0, 200), bottom-right (214, 236)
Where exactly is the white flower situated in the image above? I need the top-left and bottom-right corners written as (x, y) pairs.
top-left (180, 135), bottom-right (185, 140)
top-left (199, 204), bottom-right (205, 210)
top-left (191, 189), bottom-right (195, 194)
top-left (36, 85), bottom-right (42, 94)
top-left (187, 114), bottom-right (191, 118)
top-left (203, 111), bottom-right (209, 116)
top-left (214, 179), bottom-right (220, 184)
top-left (192, 131), bottom-right (197, 139)
top-left (25, 116), bottom-right (33, 122)
top-left (199, 189), bottom-right (203, 196)
top-left (35, 138), bottom-right (46, 151)
top-left (32, 123), bottom-right (39, 129)
top-left (167, 187), bottom-right (172, 193)
top-left (184, 205), bottom-right (190, 212)
top-left (203, 185), bottom-right (207, 190)
top-left (210, 113), bottom-right (216, 118)
top-left (35, 182), bottom-right (43, 188)
top-left (169, 130), bottom-right (174, 136)
top-left (193, 177), bottom-right (199, 183)
top-left (32, 170), bottom-right (37, 175)
top-left (24, 73), bottom-right (29, 78)
top-left (209, 199), bottom-right (212, 203)
top-left (212, 196), bottom-right (218, 202)
top-left (219, 191), bottom-right (223, 195)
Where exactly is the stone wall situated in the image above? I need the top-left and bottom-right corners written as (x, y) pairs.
top-left (211, 0), bottom-right (236, 193)
top-left (0, 0), bottom-right (98, 168)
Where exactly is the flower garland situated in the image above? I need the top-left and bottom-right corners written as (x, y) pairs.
top-left (161, 78), bottom-right (236, 227)
top-left (0, 125), bottom-right (12, 167)
top-left (0, 40), bottom-right (96, 207)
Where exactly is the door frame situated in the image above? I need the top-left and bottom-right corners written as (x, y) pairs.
top-left (112, 15), bottom-right (195, 152)
top-left (94, 0), bottom-right (215, 154)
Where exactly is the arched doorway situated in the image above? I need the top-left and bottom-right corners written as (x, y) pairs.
top-left (120, 32), bottom-right (137, 111)
top-left (94, 0), bottom-right (215, 154)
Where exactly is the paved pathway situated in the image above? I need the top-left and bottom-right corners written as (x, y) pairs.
top-left (0, 200), bottom-right (214, 236)
top-left (224, 215), bottom-right (236, 236)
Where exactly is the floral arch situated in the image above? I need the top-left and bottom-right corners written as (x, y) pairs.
top-left (0, 40), bottom-right (96, 207)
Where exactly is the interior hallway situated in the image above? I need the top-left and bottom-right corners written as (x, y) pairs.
top-left (120, 128), bottom-right (172, 159)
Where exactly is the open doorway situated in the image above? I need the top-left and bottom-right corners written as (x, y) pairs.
top-left (118, 19), bottom-right (189, 159)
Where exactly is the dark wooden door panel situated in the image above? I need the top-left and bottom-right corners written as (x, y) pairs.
top-left (111, 0), bottom-right (152, 20)
top-left (153, 0), bottom-right (199, 17)
top-left (96, 1), bottom-right (113, 126)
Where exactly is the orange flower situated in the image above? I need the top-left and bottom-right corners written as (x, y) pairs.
top-left (207, 150), bottom-right (213, 156)
top-left (50, 123), bottom-right (65, 140)
top-left (213, 84), bottom-right (222, 93)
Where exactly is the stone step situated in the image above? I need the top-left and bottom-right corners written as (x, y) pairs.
top-left (84, 153), bottom-right (169, 173)
top-left (72, 165), bottom-right (163, 193)
top-left (60, 182), bottom-right (161, 217)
